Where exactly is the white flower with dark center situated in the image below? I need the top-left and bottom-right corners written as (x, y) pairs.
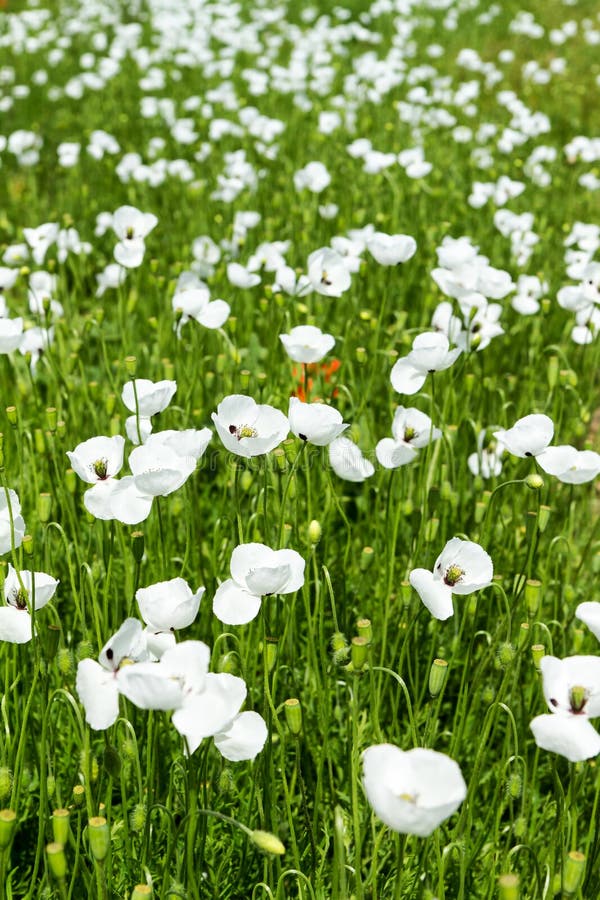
top-left (288, 397), bottom-right (348, 446)
top-left (376, 407), bottom-right (441, 469)
top-left (493, 414), bottom-right (554, 458)
top-left (127, 443), bottom-right (196, 497)
top-left (409, 537), bottom-right (493, 620)
top-left (362, 744), bottom-right (466, 836)
top-left (467, 431), bottom-right (504, 479)
top-left (367, 232), bottom-right (417, 266)
top-left (530, 655), bottom-right (600, 762)
top-left (172, 285), bottom-right (230, 336)
top-left (112, 205), bottom-right (157, 269)
top-left (390, 332), bottom-right (461, 396)
top-left (137, 577), bottom-right (204, 658)
top-left (272, 266), bottom-right (313, 298)
top-left (329, 437), bottom-right (374, 482)
top-left (212, 395), bottom-right (288, 458)
top-left (96, 263), bottom-right (127, 298)
top-left (307, 248), bottom-right (351, 298)
top-left (213, 542), bottom-right (305, 625)
top-left (122, 379), bottom-right (177, 418)
top-left (226, 262), bottom-right (261, 289)
top-left (280, 325), bottom-right (335, 364)
top-left (67, 435), bottom-right (125, 485)
top-left (0, 564), bottom-right (58, 644)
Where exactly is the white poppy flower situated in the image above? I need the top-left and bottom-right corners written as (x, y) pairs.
top-left (288, 397), bottom-right (348, 446)
top-left (279, 325), bottom-right (335, 364)
top-left (537, 446), bottom-right (600, 483)
top-left (122, 379), bottom-right (177, 418)
top-left (293, 161), bottom-right (331, 193)
top-left (67, 435), bottom-right (125, 484)
top-left (0, 564), bottom-right (59, 644)
top-left (172, 286), bottom-right (230, 335)
top-left (272, 266), bottom-right (313, 298)
top-left (128, 444), bottom-right (196, 497)
top-left (530, 655), bottom-right (600, 762)
top-left (226, 263), bottom-right (261, 289)
top-left (493, 414), bottom-right (554, 459)
top-left (367, 232), bottom-right (417, 266)
top-left (0, 267), bottom-right (19, 291)
top-left (112, 205), bottom-right (157, 270)
top-left (96, 263), bottom-right (127, 298)
top-left (376, 407), bottom-right (441, 469)
top-left (409, 537), bottom-right (493, 620)
top-left (144, 428), bottom-right (212, 462)
top-left (172, 672), bottom-right (248, 755)
top-left (136, 577), bottom-right (204, 633)
top-left (23, 223), bottom-right (59, 265)
top-left (467, 431), bottom-right (504, 479)
top-left (362, 744), bottom-right (466, 836)
top-left (76, 619), bottom-right (149, 730)
top-left (390, 332), bottom-right (461, 396)
top-left (576, 602), bottom-right (600, 642)
top-left (329, 437), bottom-right (374, 482)
top-left (0, 489), bottom-right (25, 555)
top-left (307, 248), bottom-right (351, 298)
top-left (212, 395), bottom-right (288, 458)
top-left (213, 542), bottom-right (305, 625)
top-left (105, 477), bottom-right (154, 525)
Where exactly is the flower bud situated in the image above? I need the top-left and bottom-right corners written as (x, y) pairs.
top-left (76, 640), bottom-right (94, 662)
top-left (547, 355), bottom-right (558, 390)
top-left (284, 698), bottom-right (303, 736)
top-left (537, 505), bottom-right (550, 532)
top-left (562, 851), bottom-right (585, 895)
top-left (131, 531), bottom-right (144, 564)
top-left (531, 644), bottom-right (545, 671)
top-left (525, 579), bottom-right (541, 617)
top-left (429, 658), bottom-right (448, 698)
top-left (52, 809), bottom-right (70, 846)
top-left (308, 519), bottom-right (322, 545)
top-left (240, 469), bottom-right (253, 492)
top-left (525, 473), bottom-right (543, 491)
top-left (65, 468), bottom-right (76, 494)
top-left (46, 842), bottom-right (67, 881)
top-left (88, 816), bottom-right (110, 862)
top-left (250, 830), bottom-right (285, 855)
top-left (498, 873), bottom-right (519, 900)
top-left (0, 809), bottom-right (17, 851)
top-left (130, 804), bottom-right (146, 833)
top-left (47, 775), bottom-right (56, 798)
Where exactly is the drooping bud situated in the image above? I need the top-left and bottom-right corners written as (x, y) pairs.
top-left (250, 830), bottom-right (285, 855)
top-left (525, 473), bottom-right (544, 491)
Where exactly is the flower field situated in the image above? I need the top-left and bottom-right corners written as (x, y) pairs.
top-left (1, 0), bottom-right (600, 897)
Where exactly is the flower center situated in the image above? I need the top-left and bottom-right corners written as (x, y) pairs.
top-left (320, 270), bottom-right (332, 287)
top-left (444, 564), bottom-right (465, 587)
top-left (91, 458), bottom-right (109, 480)
top-left (398, 792), bottom-right (418, 804)
top-left (11, 588), bottom-right (29, 610)
top-left (126, 226), bottom-right (135, 240)
top-left (569, 684), bottom-right (588, 715)
top-left (229, 424), bottom-right (258, 440)
top-left (403, 426), bottom-right (416, 442)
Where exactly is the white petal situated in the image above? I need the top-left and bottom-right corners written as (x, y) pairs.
top-left (214, 711), bottom-right (268, 761)
top-left (390, 359), bottom-right (427, 395)
top-left (409, 569), bottom-right (454, 620)
top-left (213, 579), bottom-right (262, 625)
top-left (109, 477), bottom-right (153, 524)
top-left (118, 662), bottom-right (183, 709)
top-left (530, 714), bottom-right (600, 762)
top-left (576, 602), bottom-right (600, 642)
top-left (0, 607), bottom-right (33, 643)
top-left (76, 659), bottom-right (120, 730)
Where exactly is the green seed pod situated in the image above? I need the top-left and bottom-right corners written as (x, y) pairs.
top-left (498, 873), bottom-right (519, 900)
top-left (131, 886), bottom-right (153, 900)
top-left (531, 644), bottom-right (545, 671)
top-left (562, 851), bottom-right (585, 895)
top-left (429, 658), bottom-right (448, 698)
top-left (131, 531), bottom-right (145, 564)
top-left (525, 579), bottom-right (541, 616)
top-left (360, 546), bottom-right (374, 571)
top-left (52, 809), bottom-right (70, 846)
top-left (356, 618), bottom-right (372, 644)
top-left (72, 785), bottom-right (85, 807)
top-left (46, 842), bottom-right (67, 881)
top-left (0, 809), bottom-right (17, 851)
top-left (350, 636), bottom-right (369, 671)
top-left (88, 816), bottom-right (110, 862)
top-left (284, 698), bottom-right (303, 736)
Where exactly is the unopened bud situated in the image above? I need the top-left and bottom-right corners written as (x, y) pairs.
top-left (562, 851), bottom-right (585, 895)
top-left (429, 658), bottom-right (448, 698)
top-left (308, 519), bottom-right (322, 545)
top-left (250, 830), bottom-right (285, 855)
top-left (88, 816), bottom-right (110, 862)
top-left (284, 698), bottom-right (303, 735)
top-left (525, 473), bottom-right (544, 491)
top-left (131, 531), bottom-right (144, 564)
top-left (240, 469), bottom-right (253, 492)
